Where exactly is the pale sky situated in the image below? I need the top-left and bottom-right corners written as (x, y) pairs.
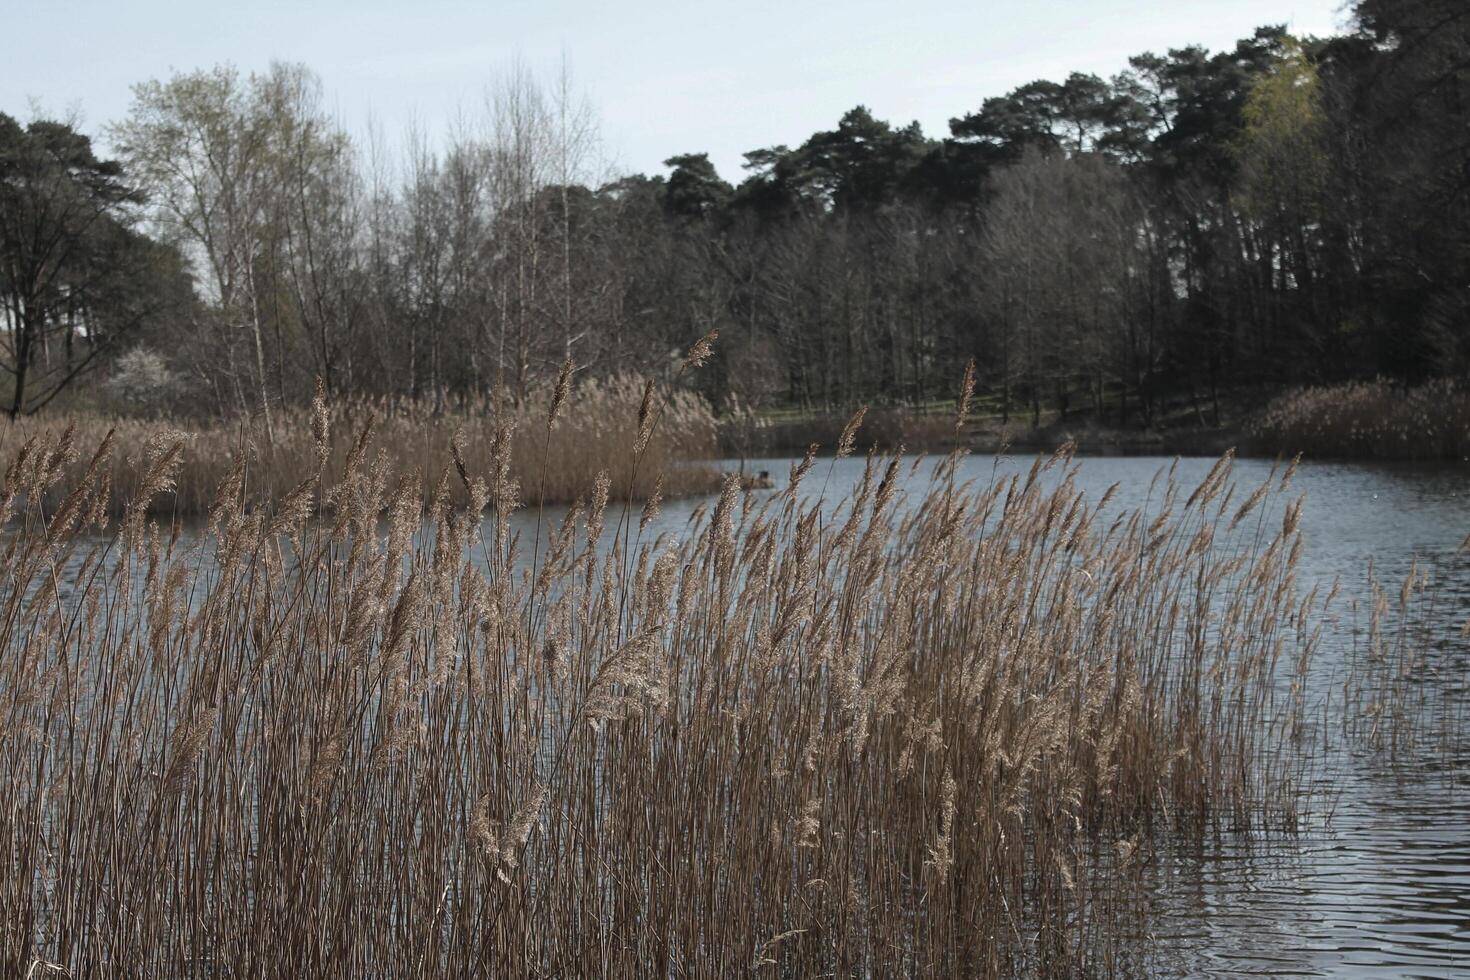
top-left (2, 0), bottom-right (1348, 182)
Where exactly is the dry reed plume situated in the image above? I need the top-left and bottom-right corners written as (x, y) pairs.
top-left (1251, 378), bottom-right (1470, 460)
top-left (0, 357), bottom-right (1333, 977)
top-left (0, 373), bottom-right (721, 516)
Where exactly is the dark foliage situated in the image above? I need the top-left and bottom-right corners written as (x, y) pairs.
top-left (6, 3), bottom-right (1464, 426)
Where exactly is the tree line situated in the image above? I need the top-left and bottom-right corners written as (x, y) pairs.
top-left (2, 0), bottom-right (1466, 426)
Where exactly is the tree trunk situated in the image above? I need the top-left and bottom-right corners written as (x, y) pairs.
top-left (10, 320), bottom-right (31, 419)
top-left (246, 267), bottom-right (276, 447)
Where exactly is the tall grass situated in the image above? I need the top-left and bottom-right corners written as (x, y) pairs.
top-left (0, 358), bottom-right (1332, 976)
top-left (1250, 378), bottom-right (1470, 460)
top-left (0, 373), bottom-right (721, 516)
top-left (1341, 550), bottom-right (1470, 763)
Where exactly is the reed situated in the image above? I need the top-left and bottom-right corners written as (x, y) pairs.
top-left (1250, 378), bottom-right (1470, 460)
top-left (0, 373), bottom-right (721, 516)
top-left (0, 361), bottom-right (1332, 977)
top-left (1341, 547), bottom-right (1470, 764)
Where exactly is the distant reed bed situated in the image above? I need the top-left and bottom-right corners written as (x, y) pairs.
top-left (0, 373), bottom-right (720, 516)
top-left (1250, 379), bottom-right (1470, 460)
top-left (1, 353), bottom-right (1335, 976)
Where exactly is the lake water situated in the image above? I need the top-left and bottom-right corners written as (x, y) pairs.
top-left (38, 451), bottom-right (1470, 975)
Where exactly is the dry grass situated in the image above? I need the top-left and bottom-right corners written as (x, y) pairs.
top-left (0, 359), bottom-right (1334, 977)
top-left (1250, 379), bottom-right (1470, 460)
top-left (1341, 549), bottom-right (1470, 762)
top-left (0, 373), bottom-right (721, 516)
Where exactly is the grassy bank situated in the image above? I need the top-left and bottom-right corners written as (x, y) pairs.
top-left (1249, 379), bottom-right (1470, 460)
top-left (728, 404), bottom-right (1238, 458)
top-left (733, 378), bottom-right (1470, 462)
top-left (1, 387), bottom-right (1335, 975)
top-left (0, 374), bottom-right (722, 516)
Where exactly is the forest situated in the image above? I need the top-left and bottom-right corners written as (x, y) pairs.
top-left (1, 0), bottom-right (1466, 434)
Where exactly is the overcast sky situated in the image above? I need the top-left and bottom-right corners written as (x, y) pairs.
top-left (2, 0), bottom-right (1348, 181)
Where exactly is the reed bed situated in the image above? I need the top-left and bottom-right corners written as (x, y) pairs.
top-left (1250, 378), bottom-right (1470, 460)
top-left (0, 373), bottom-right (721, 516)
top-left (1341, 551), bottom-right (1470, 764)
top-left (0, 356), bottom-right (1332, 977)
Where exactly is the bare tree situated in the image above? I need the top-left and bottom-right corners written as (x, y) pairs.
top-left (112, 62), bottom-right (357, 435)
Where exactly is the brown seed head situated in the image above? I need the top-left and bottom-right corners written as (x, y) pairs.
top-left (955, 358), bottom-right (977, 435)
top-left (837, 406), bottom-right (868, 460)
top-left (686, 331), bottom-right (718, 369)
top-left (549, 357), bottom-right (574, 428)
